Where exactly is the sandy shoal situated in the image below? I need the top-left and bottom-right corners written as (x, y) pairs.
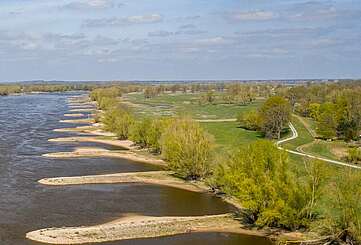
top-left (26, 214), bottom-right (250, 244)
top-left (43, 147), bottom-right (165, 166)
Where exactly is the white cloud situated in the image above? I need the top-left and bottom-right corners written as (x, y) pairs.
top-left (230, 11), bottom-right (276, 21)
top-left (84, 14), bottom-right (162, 27)
top-left (62, 0), bottom-right (118, 10)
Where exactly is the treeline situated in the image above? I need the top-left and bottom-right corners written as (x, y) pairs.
top-left (0, 83), bottom-right (97, 96)
top-left (280, 83), bottom-right (361, 141)
top-left (142, 83), bottom-right (275, 103)
top-left (90, 87), bottom-right (213, 180)
top-left (90, 86), bottom-right (361, 243)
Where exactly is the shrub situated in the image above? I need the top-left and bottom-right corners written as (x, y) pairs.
top-left (160, 117), bottom-right (214, 180)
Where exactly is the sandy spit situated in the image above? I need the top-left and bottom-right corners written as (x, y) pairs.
top-left (42, 147), bottom-right (165, 166)
top-left (26, 214), bottom-right (244, 244)
top-left (69, 108), bottom-right (95, 112)
top-left (49, 137), bottom-right (135, 150)
top-left (59, 119), bottom-right (94, 124)
top-left (38, 171), bottom-right (207, 193)
top-left (63, 113), bottom-right (85, 117)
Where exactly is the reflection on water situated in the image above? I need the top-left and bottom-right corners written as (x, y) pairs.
top-left (0, 93), bottom-right (272, 245)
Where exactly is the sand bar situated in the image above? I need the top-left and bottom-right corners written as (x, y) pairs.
top-left (38, 171), bottom-right (209, 193)
top-left (26, 214), bottom-right (243, 244)
top-left (43, 147), bottom-right (165, 166)
top-left (49, 137), bottom-right (134, 150)
top-left (59, 119), bottom-right (94, 124)
top-left (69, 108), bottom-right (95, 112)
top-left (64, 113), bottom-right (85, 117)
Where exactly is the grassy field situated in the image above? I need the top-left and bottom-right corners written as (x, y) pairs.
top-left (281, 115), bottom-right (348, 162)
top-left (123, 92), bottom-right (264, 120)
top-left (201, 121), bottom-right (262, 152)
top-left (282, 115), bottom-right (314, 151)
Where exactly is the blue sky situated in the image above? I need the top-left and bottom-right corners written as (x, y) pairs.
top-left (0, 0), bottom-right (360, 81)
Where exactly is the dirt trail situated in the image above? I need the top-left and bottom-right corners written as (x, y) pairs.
top-left (277, 122), bottom-right (361, 170)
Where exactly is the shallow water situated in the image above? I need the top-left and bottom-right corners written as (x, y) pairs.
top-left (0, 93), bottom-right (272, 245)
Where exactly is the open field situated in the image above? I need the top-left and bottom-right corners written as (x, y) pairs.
top-left (123, 92), bottom-right (264, 120)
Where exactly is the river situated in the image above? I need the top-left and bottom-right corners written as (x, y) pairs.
top-left (0, 93), bottom-right (272, 245)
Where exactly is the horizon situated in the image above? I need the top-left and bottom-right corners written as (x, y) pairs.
top-left (1, 0), bottom-right (361, 81)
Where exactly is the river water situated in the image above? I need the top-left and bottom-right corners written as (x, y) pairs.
top-left (0, 93), bottom-right (272, 245)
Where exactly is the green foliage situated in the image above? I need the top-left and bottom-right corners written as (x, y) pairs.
top-left (160, 117), bottom-right (214, 180)
top-left (322, 170), bottom-right (361, 241)
top-left (211, 141), bottom-right (325, 230)
top-left (308, 103), bottom-right (320, 120)
top-left (316, 102), bottom-right (337, 139)
top-left (237, 110), bottom-right (262, 131)
top-left (346, 147), bottom-right (361, 164)
top-left (103, 106), bottom-right (134, 140)
top-left (259, 96), bottom-right (291, 139)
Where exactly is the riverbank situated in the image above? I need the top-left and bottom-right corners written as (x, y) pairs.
top-left (34, 95), bottom-right (308, 244)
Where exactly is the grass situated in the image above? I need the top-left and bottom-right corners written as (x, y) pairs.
top-left (201, 121), bottom-right (263, 152)
top-left (281, 115), bottom-right (314, 151)
top-left (124, 92), bottom-right (264, 120)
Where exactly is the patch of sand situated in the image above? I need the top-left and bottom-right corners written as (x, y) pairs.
top-left (38, 171), bottom-right (206, 193)
top-left (42, 147), bottom-right (165, 166)
top-left (59, 119), bottom-right (94, 124)
top-left (49, 137), bottom-right (135, 150)
top-left (69, 108), bottom-right (95, 112)
top-left (64, 113), bottom-right (85, 117)
top-left (26, 214), bottom-right (242, 244)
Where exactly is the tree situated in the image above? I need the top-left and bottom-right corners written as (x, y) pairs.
top-left (316, 102), bottom-right (337, 139)
top-left (211, 141), bottom-right (317, 229)
top-left (103, 106), bottom-right (134, 140)
top-left (324, 170), bottom-right (361, 242)
top-left (160, 117), bottom-right (214, 180)
top-left (237, 110), bottom-right (262, 131)
top-left (259, 96), bottom-right (291, 139)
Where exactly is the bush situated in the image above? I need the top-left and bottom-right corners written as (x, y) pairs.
top-left (211, 141), bottom-right (325, 229)
top-left (346, 147), bottom-right (361, 164)
top-left (160, 117), bottom-right (214, 180)
top-left (103, 106), bottom-right (134, 140)
top-left (237, 110), bottom-right (262, 131)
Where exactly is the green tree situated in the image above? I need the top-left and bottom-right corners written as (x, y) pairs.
top-left (316, 102), bottom-right (337, 139)
top-left (160, 117), bottom-right (214, 180)
top-left (259, 96), bottom-right (291, 139)
top-left (103, 107), bottom-right (134, 140)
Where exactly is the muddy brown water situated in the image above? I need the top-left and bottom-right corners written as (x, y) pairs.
top-left (0, 93), bottom-right (272, 245)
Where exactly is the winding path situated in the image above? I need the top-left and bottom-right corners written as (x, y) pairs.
top-left (277, 122), bottom-right (361, 170)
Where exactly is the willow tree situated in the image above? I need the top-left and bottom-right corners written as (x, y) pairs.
top-left (160, 117), bottom-right (214, 180)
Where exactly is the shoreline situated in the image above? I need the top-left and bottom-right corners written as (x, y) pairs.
top-left (35, 96), bottom-right (307, 244)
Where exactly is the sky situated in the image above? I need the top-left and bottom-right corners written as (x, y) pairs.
top-left (0, 0), bottom-right (360, 81)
